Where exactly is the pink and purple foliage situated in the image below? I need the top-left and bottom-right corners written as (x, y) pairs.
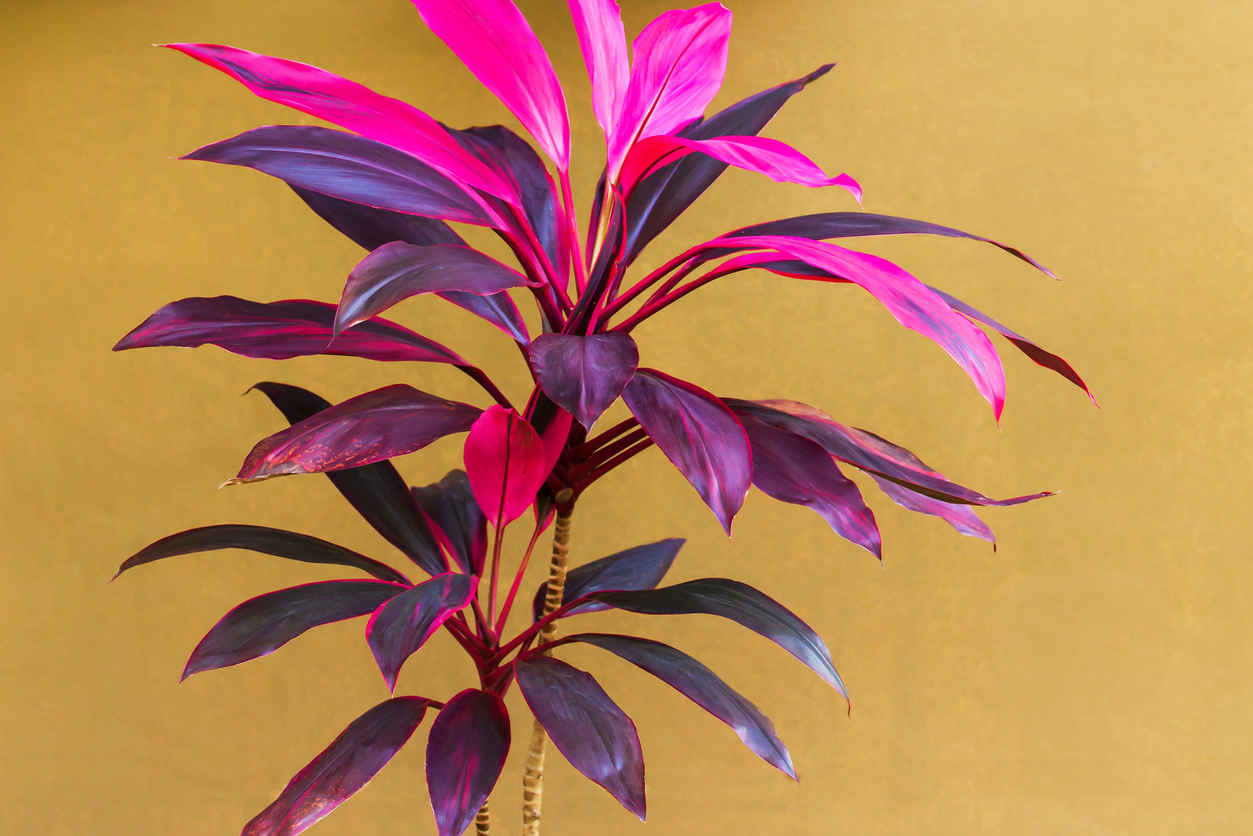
top-left (115, 1), bottom-right (1091, 834)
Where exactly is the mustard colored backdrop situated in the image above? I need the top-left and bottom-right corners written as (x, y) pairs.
top-left (3, 0), bottom-right (1249, 833)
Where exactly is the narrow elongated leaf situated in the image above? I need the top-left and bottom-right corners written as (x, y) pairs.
top-left (589, 578), bottom-right (847, 704)
top-left (184, 126), bottom-right (496, 226)
top-left (250, 382), bottom-right (449, 576)
top-left (870, 474), bottom-right (995, 543)
top-left (231, 384), bottom-right (480, 484)
top-left (425, 689), bottom-right (511, 836)
top-left (514, 656), bottom-right (646, 820)
top-left (530, 333), bottom-right (639, 430)
top-left (409, 0), bottom-right (570, 169)
top-left (562, 633), bottom-right (794, 778)
top-left (567, 0), bottom-right (628, 136)
top-left (463, 406), bottom-right (549, 528)
top-left (183, 580), bottom-right (405, 680)
top-left (532, 538), bottom-right (684, 621)
top-left (622, 369), bottom-right (752, 534)
top-left (115, 524), bottom-right (409, 585)
top-left (412, 471), bottom-right (488, 576)
top-left (336, 243), bottom-right (535, 334)
top-left (242, 697), bottom-right (430, 836)
top-left (738, 414), bottom-right (881, 558)
top-left (366, 573), bottom-right (475, 691)
top-left (114, 297), bottom-right (466, 366)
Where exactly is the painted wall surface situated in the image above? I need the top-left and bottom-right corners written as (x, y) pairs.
top-left (3, 0), bottom-right (1250, 833)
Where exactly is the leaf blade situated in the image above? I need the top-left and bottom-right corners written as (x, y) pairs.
top-left (425, 689), bottom-right (511, 836)
top-left (530, 333), bottom-right (639, 430)
top-left (366, 573), bottom-right (475, 691)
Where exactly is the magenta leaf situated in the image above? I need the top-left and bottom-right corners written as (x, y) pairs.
top-left (183, 580), bottom-right (406, 680)
top-left (560, 633), bottom-right (794, 778)
top-left (871, 474), bottom-right (994, 543)
top-left (514, 656), bottom-right (646, 820)
top-left (462, 406), bottom-right (549, 529)
top-left (366, 573), bottom-right (475, 691)
top-left (737, 414), bottom-right (882, 559)
top-left (114, 297), bottom-right (466, 366)
top-left (622, 369), bottom-right (752, 534)
top-left (588, 579), bottom-right (848, 705)
top-left (531, 538), bottom-right (684, 622)
top-left (336, 242), bottom-right (535, 335)
top-left (530, 333), bottom-right (639, 430)
top-left (425, 689), bottom-right (511, 836)
top-left (231, 384), bottom-right (481, 485)
top-left (114, 525), bottom-right (409, 585)
top-left (409, 0), bottom-right (570, 170)
top-left (567, 0), bottom-right (629, 137)
top-left (412, 471), bottom-right (488, 576)
top-left (183, 126), bottom-right (496, 227)
top-left (242, 696), bottom-right (430, 836)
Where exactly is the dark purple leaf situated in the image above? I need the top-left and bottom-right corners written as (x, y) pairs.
top-left (183, 125), bottom-right (495, 226)
top-left (412, 471), bottom-right (488, 576)
top-left (514, 656), bottom-right (646, 820)
top-left (242, 696), bottom-right (430, 836)
top-left (560, 633), bottom-right (794, 779)
top-left (250, 382), bottom-right (448, 577)
top-left (532, 538), bottom-right (684, 622)
top-left (113, 297), bottom-right (466, 365)
top-left (530, 333), bottom-right (639, 430)
top-left (588, 579), bottom-right (848, 705)
top-left (622, 369), bottom-right (752, 534)
top-left (425, 689), bottom-right (511, 836)
top-left (870, 474), bottom-right (995, 543)
top-left (114, 524), bottom-right (409, 585)
top-left (366, 573), bottom-right (475, 691)
top-left (230, 384), bottom-right (480, 484)
top-left (183, 580), bottom-right (405, 680)
top-left (336, 242), bottom-right (536, 334)
top-left (738, 414), bottom-right (881, 559)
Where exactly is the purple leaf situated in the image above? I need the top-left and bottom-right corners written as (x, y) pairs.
top-left (737, 414), bottom-right (881, 559)
top-left (409, 0), bottom-right (570, 169)
top-left (871, 474), bottom-right (995, 543)
top-left (532, 538), bottom-right (684, 622)
top-left (622, 369), bottom-right (752, 534)
top-left (530, 333), bottom-right (639, 430)
top-left (242, 696), bottom-right (430, 836)
top-left (230, 384), bottom-right (481, 485)
top-left (114, 297), bottom-right (467, 366)
top-left (425, 689), bottom-right (511, 836)
top-left (114, 524), bottom-right (409, 585)
top-left (462, 406), bottom-right (549, 529)
top-left (589, 579), bottom-right (848, 705)
top-left (514, 656), bottom-right (646, 820)
top-left (250, 383), bottom-right (448, 577)
top-left (567, 0), bottom-right (629, 137)
top-left (561, 633), bottom-right (794, 778)
top-left (336, 243), bottom-right (535, 335)
top-left (183, 580), bottom-right (406, 680)
top-left (366, 573), bottom-right (475, 691)
top-left (183, 126), bottom-right (496, 227)
top-left (412, 471), bottom-right (488, 576)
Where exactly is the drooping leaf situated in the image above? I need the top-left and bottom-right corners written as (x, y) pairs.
top-left (114, 297), bottom-right (466, 366)
top-left (567, 0), bottom-right (629, 137)
top-left (870, 474), bottom-right (995, 543)
top-left (242, 697), bottom-right (430, 836)
top-left (560, 633), bottom-right (794, 778)
top-left (183, 126), bottom-right (496, 227)
top-left (114, 524), bottom-right (409, 585)
top-left (231, 385), bottom-right (480, 485)
top-left (622, 369), bottom-right (752, 534)
top-left (530, 333), bottom-right (639, 430)
top-left (588, 578), bottom-right (848, 705)
top-left (532, 538), bottom-right (684, 621)
top-left (183, 580), bottom-right (406, 680)
top-left (738, 414), bottom-right (881, 558)
top-left (425, 689), bottom-right (511, 836)
top-left (462, 406), bottom-right (549, 529)
top-left (412, 471), bottom-right (488, 576)
top-left (409, 0), bottom-right (570, 169)
top-left (365, 573), bottom-right (475, 691)
top-left (514, 656), bottom-right (646, 820)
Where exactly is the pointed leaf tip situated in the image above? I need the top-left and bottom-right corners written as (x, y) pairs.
top-left (530, 333), bottom-right (639, 430)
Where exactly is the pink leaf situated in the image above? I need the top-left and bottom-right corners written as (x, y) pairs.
top-left (463, 406), bottom-right (550, 529)
top-left (567, 0), bottom-right (629, 137)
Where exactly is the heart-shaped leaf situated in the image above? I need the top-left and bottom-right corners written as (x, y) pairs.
top-left (425, 689), bottom-right (511, 836)
top-left (366, 573), bottom-right (475, 691)
top-left (530, 333), bottom-right (639, 430)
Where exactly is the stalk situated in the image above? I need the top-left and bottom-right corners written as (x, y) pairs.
top-left (521, 489), bottom-right (575, 836)
top-left (476, 801), bottom-right (491, 835)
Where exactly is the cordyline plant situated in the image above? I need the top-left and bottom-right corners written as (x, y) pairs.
top-left (113, 1), bottom-right (1093, 834)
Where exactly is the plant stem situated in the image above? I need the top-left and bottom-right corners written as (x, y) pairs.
top-left (521, 490), bottom-right (574, 836)
top-left (476, 800), bottom-right (491, 836)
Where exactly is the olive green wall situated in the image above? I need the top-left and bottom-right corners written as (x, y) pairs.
top-left (3, 0), bottom-right (1250, 833)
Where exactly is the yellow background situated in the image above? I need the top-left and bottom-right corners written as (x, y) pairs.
top-left (3, 0), bottom-right (1250, 833)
